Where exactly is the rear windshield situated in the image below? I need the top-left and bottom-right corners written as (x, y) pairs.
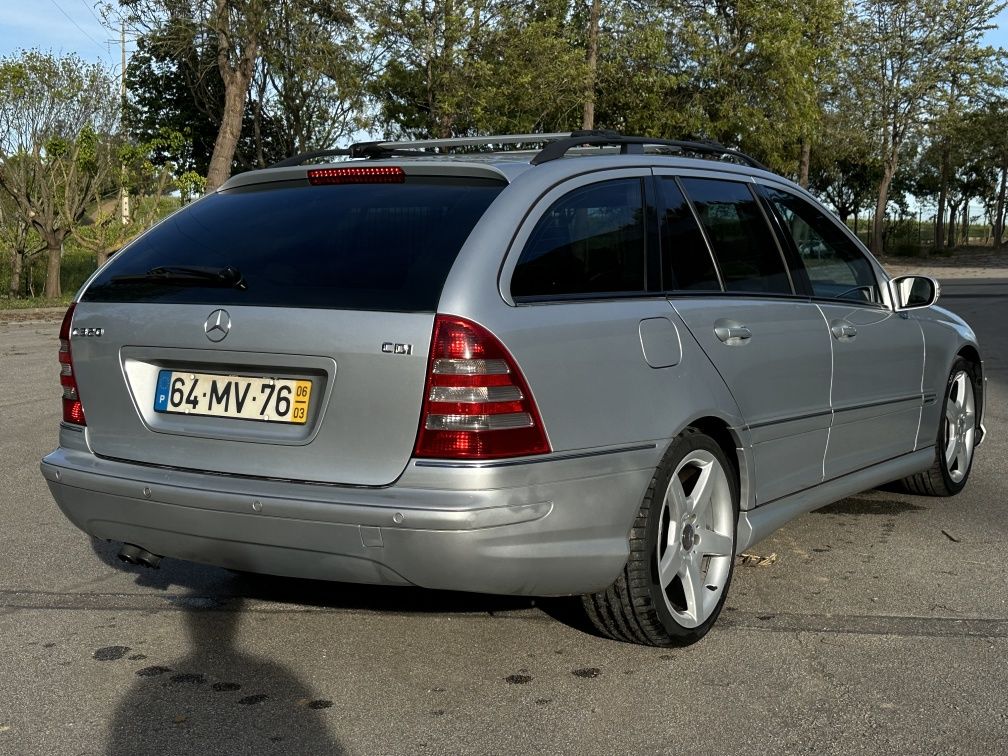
top-left (82, 176), bottom-right (505, 311)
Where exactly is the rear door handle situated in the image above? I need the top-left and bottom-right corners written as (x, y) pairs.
top-left (830, 321), bottom-right (857, 340)
top-left (714, 323), bottom-right (752, 345)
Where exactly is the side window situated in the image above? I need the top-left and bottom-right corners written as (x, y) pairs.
top-left (658, 178), bottom-right (721, 291)
top-left (511, 179), bottom-right (646, 299)
top-left (762, 188), bottom-right (880, 304)
top-left (679, 178), bottom-right (792, 294)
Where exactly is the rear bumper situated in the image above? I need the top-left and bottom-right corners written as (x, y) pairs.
top-left (40, 444), bottom-right (657, 596)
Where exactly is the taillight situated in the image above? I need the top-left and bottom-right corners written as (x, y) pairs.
top-left (58, 303), bottom-right (85, 426)
top-left (307, 166), bottom-right (405, 185)
top-left (414, 315), bottom-right (550, 459)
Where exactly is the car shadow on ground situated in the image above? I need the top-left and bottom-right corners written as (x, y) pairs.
top-left (89, 535), bottom-right (600, 643)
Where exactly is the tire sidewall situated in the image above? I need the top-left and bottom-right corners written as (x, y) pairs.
top-left (936, 357), bottom-right (980, 495)
top-left (645, 430), bottom-right (740, 641)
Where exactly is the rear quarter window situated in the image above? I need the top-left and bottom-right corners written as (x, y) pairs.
top-left (510, 178), bottom-right (647, 300)
top-left (82, 176), bottom-right (505, 311)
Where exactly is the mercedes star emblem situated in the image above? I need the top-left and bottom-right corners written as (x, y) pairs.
top-left (204, 309), bottom-right (231, 343)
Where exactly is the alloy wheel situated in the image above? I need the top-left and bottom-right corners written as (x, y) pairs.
top-left (655, 449), bottom-right (735, 628)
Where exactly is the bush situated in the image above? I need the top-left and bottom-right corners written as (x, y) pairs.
top-left (0, 248), bottom-right (97, 302)
top-left (891, 241), bottom-right (925, 258)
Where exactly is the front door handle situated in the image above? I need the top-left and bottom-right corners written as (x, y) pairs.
top-left (714, 322), bottom-right (752, 345)
top-left (830, 321), bottom-right (857, 340)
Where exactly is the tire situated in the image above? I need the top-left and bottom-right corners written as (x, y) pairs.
top-left (900, 357), bottom-right (980, 497)
top-left (583, 428), bottom-right (739, 646)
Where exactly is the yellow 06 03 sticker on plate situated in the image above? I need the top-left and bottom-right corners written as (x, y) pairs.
top-left (154, 370), bottom-right (312, 424)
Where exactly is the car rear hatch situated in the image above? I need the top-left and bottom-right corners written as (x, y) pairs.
top-left (71, 165), bottom-right (506, 486)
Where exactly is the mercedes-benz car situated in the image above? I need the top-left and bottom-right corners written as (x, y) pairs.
top-left (41, 132), bottom-right (986, 645)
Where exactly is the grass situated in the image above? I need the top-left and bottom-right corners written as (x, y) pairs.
top-left (0, 294), bottom-right (74, 310)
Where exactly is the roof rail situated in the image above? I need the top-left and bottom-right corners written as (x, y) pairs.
top-left (270, 133), bottom-right (583, 168)
top-left (530, 134), bottom-right (769, 171)
top-left (269, 131), bottom-right (769, 171)
top-left (269, 148), bottom-right (352, 168)
top-left (356, 133), bottom-right (573, 152)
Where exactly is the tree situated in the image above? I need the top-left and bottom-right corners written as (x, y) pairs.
top-left (365, 0), bottom-right (494, 138)
top-left (124, 21), bottom-right (223, 175)
top-left (0, 182), bottom-right (43, 297)
top-left (794, 0), bottom-right (847, 187)
top-left (583, 0), bottom-right (600, 129)
top-left (0, 51), bottom-right (118, 298)
top-left (365, 1), bottom-right (586, 137)
top-left (973, 99), bottom-right (1008, 245)
top-left (850, 0), bottom-right (1005, 255)
top-left (119, 0), bottom-right (269, 191)
top-left (253, 0), bottom-right (373, 159)
top-left (122, 0), bottom-right (368, 186)
top-left (809, 111), bottom-right (882, 228)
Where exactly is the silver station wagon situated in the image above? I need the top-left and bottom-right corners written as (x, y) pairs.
top-left (42, 132), bottom-right (986, 645)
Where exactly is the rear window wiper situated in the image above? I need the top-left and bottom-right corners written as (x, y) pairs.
top-left (110, 265), bottom-right (246, 290)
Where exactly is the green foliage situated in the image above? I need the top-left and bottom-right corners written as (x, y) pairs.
top-left (176, 170), bottom-right (207, 201)
top-left (6, 1), bottom-right (1008, 303)
top-left (124, 22), bottom-right (223, 175)
top-left (0, 50), bottom-right (120, 297)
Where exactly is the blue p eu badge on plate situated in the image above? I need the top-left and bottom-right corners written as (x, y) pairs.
top-left (154, 370), bottom-right (171, 412)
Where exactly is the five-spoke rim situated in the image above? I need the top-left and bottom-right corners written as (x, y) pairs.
top-left (944, 370), bottom-right (976, 484)
top-left (656, 449), bottom-right (734, 629)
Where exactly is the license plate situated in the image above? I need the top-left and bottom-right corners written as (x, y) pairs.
top-left (154, 370), bottom-right (312, 424)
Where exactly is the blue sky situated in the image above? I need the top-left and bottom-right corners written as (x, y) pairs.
top-left (1, 2), bottom-right (122, 65)
top-left (2, 1), bottom-right (1007, 72)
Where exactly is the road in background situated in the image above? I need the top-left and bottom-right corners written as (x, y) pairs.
top-left (0, 281), bottom-right (1005, 755)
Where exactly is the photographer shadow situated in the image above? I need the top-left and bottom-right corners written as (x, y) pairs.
top-left (93, 539), bottom-right (344, 755)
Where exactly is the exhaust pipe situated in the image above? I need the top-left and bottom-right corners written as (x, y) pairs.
top-left (117, 543), bottom-right (162, 569)
top-left (117, 543), bottom-right (141, 565)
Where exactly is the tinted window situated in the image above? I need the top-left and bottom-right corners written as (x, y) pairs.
top-left (659, 178), bottom-right (720, 291)
top-left (82, 177), bottom-right (504, 311)
top-left (763, 188), bottom-right (880, 303)
top-left (680, 178), bottom-right (792, 294)
top-left (511, 179), bottom-right (646, 299)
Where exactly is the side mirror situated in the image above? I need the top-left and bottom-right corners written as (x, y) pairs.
top-left (890, 275), bottom-right (940, 311)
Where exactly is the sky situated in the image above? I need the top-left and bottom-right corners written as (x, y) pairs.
top-left (0, 1), bottom-right (1006, 78)
top-left (0, 2), bottom-right (124, 67)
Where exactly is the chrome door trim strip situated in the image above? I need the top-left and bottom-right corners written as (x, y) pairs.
top-left (747, 408), bottom-right (834, 431)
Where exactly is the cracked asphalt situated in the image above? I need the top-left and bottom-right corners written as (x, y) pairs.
top-left (1, 280), bottom-right (1005, 755)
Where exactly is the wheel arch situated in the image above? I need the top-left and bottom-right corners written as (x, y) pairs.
top-left (676, 415), bottom-right (754, 511)
top-left (956, 343), bottom-right (985, 444)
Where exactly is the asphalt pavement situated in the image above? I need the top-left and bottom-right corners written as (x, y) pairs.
top-left (1, 281), bottom-right (1006, 755)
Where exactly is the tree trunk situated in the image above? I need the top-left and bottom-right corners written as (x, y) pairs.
top-left (205, 1), bottom-right (260, 193)
top-left (206, 74), bottom-right (251, 192)
top-left (44, 238), bottom-right (62, 299)
top-left (962, 202), bottom-right (970, 246)
top-left (582, 0), bottom-right (600, 130)
top-left (947, 203), bottom-right (959, 249)
top-left (995, 165), bottom-right (1007, 246)
top-left (798, 138), bottom-right (811, 188)
top-left (870, 163), bottom-right (895, 256)
top-left (935, 143), bottom-right (949, 251)
top-left (8, 248), bottom-right (22, 298)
